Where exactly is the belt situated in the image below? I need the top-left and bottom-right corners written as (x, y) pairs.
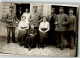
top-left (41, 28), bottom-right (47, 31)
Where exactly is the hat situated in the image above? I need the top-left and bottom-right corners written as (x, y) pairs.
top-left (69, 8), bottom-right (74, 11)
top-left (59, 7), bottom-right (64, 10)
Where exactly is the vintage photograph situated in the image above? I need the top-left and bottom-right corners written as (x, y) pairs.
top-left (0, 2), bottom-right (79, 57)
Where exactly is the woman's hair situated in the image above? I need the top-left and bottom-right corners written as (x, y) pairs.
top-left (42, 16), bottom-right (48, 21)
top-left (25, 8), bottom-right (30, 13)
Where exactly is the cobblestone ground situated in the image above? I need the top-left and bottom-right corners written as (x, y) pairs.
top-left (0, 21), bottom-right (77, 57)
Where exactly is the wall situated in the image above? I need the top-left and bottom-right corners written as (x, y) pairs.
top-left (1, 2), bottom-right (16, 19)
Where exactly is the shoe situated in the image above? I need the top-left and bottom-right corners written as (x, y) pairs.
top-left (42, 46), bottom-right (44, 49)
top-left (60, 45), bottom-right (63, 50)
top-left (12, 41), bottom-right (17, 43)
top-left (24, 45), bottom-right (29, 48)
top-left (70, 47), bottom-right (73, 49)
top-left (56, 45), bottom-right (60, 48)
top-left (66, 45), bottom-right (70, 48)
top-left (28, 47), bottom-right (31, 51)
top-left (7, 41), bottom-right (10, 44)
top-left (38, 45), bottom-right (40, 49)
top-left (60, 47), bottom-right (63, 50)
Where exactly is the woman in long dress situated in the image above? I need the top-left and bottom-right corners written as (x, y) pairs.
top-left (39, 16), bottom-right (50, 48)
top-left (18, 16), bottom-right (29, 46)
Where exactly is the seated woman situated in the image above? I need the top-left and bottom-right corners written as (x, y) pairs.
top-left (24, 20), bottom-right (37, 51)
top-left (17, 16), bottom-right (29, 46)
top-left (39, 16), bottom-right (50, 48)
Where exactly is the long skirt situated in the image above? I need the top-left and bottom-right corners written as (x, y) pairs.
top-left (18, 30), bottom-right (27, 45)
top-left (39, 32), bottom-right (48, 43)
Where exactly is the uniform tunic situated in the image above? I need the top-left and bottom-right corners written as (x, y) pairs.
top-left (68, 15), bottom-right (76, 31)
top-left (5, 12), bottom-right (19, 43)
top-left (56, 13), bottom-right (70, 32)
top-left (67, 15), bottom-right (77, 47)
top-left (6, 13), bottom-right (18, 27)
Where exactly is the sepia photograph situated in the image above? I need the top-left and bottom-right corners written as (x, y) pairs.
top-left (0, 2), bottom-right (79, 57)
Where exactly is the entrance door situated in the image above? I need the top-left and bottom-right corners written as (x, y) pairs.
top-left (16, 3), bottom-right (30, 20)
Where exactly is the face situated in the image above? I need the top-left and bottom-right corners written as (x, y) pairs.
top-left (59, 8), bottom-right (64, 13)
top-left (43, 17), bottom-right (47, 22)
top-left (10, 8), bottom-right (14, 13)
top-left (25, 9), bottom-right (28, 13)
top-left (31, 24), bottom-right (34, 29)
top-left (69, 10), bottom-right (73, 14)
top-left (51, 8), bottom-right (55, 13)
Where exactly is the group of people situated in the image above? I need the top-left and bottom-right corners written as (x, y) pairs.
top-left (2, 6), bottom-right (77, 51)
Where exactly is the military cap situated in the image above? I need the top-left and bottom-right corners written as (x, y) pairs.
top-left (69, 8), bottom-right (74, 11)
top-left (59, 7), bottom-right (64, 10)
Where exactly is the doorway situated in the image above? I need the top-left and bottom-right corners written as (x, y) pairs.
top-left (16, 3), bottom-right (30, 20)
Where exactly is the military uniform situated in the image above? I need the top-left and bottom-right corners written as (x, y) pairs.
top-left (5, 12), bottom-right (19, 43)
top-left (67, 15), bottom-right (76, 49)
top-left (32, 14), bottom-right (40, 45)
top-left (56, 13), bottom-right (70, 50)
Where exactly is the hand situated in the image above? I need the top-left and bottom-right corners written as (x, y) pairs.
top-left (32, 35), bottom-right (34, 36)
top-left (30, 34), bottom-right (33, 35)
top-left (62, 22), bottom-right (67, 26)
top-left (30, 34), bottom-right (34, 36)
top-left (54, 22), bottom-right (58, 25)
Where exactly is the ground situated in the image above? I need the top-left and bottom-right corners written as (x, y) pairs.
top-left (0, 21), bottom-right (77, 57)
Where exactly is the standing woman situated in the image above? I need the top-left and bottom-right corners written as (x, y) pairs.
top-left (39, 16), bottom-right (50, 48)
top-left (22, 8), bottom-right (31, 23)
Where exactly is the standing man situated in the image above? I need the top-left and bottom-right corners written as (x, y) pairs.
top-left (67, 8), bottom-right (77, 49)
top-left (56, 7), bottom-right (70, 50)
top-left (48, 8), bottom-right (58, 45)
top-left (5, 6), bottom-right (19, 43)
top-left (17, 7), bottom-right (23, 20)
top-left (32, 12), bottom-right (40, 47)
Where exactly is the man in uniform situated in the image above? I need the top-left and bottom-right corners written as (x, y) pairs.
top-left (67, 8), bottom-right (77, 49)
top-left (56, 7), bottom-right (70, 50)
top-left (5, 6), bottom-right (19, 43)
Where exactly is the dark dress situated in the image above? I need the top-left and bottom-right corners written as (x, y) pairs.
top-left (18, 30), bottom-right (27, 46)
